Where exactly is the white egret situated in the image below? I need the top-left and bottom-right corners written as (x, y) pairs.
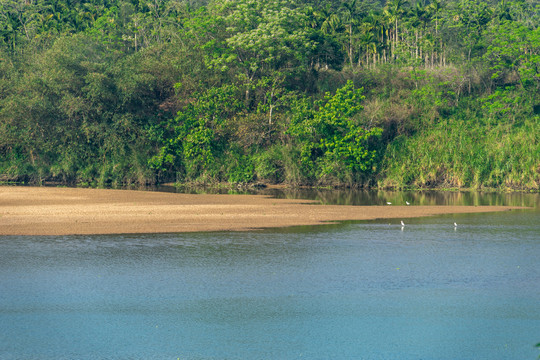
top-left (406, 201), bottom-right (410, 205)
top-left (401, 221), bottom-right (405, 227)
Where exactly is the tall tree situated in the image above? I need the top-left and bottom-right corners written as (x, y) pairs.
top-left (341, 0), bottom-right (360, 68)
top-left (205, 0), bottom-right (317, 106)
top-left (384, 0), bottom-right (408, 60)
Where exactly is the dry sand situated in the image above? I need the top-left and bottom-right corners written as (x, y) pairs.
top-left (0, 186), bottom-right (524, 235)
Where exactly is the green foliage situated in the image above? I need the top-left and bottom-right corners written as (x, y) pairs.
top-left (479, 86), bottom-right (527, 123)
top-left (210, 0), bottom-right (315, 71)
top-left (150, 84), bottom-right (244, 181)
top-left (223, 145), bottom-right (255, 183)
top-left (253, 145), bottom-right (285, 183)
top-left (380, 114), bottom-right (540, 190)
top-left (288, 80), bottom-right (383, 184)
top-left (483, 20), bottom-right (540, 90)
top-left (0, 0), bottom-right (539, 189)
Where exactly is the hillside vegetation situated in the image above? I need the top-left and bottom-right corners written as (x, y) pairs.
top-left (0, 0), bottom-right (538, 190)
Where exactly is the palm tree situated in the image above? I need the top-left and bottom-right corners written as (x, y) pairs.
top-left (427, 0), bottom-right (441, 35)
top-left (410, 1), bottom-right (432, 62)
top-left (495, 0), bottom-right (512, 21)
top-left (359, 12), bottom-right (384, 67)
top-left (364, 32), bottom-right (378, 68)
top-left (318, 5), bottom-right (342, 35)
top-left (340, 0), bottom-right (360, 68)
top-left (368, 11), bottom-right (388, 63)
top-left (384, 0), bottom-right (408, 60)
top-left (304, 6), bottom-right (320, 29)
top-left (425, 0), bottom-right (446, 66)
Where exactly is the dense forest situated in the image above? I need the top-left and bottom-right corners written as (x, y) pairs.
top-left (0, 0), bottom-right (538, 190)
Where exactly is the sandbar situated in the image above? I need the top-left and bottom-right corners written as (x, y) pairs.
top-left (0, 186), bottom-right (524, 235)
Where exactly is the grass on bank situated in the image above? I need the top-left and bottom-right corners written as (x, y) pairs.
top-left (380, 116), bottom-right (540, 191)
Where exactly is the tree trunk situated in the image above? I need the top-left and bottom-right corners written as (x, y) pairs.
top-left (443, 49), bottom-right (446, 67)
top-left (268, 88), bottom-right (274, 125)
top-left (439, 40), bottom-right (443, 66)
top-left (395, 18), bottom-right (398, 58)
top-left (348, 26), bottom-right (354, 68)
top-left (415, 30), bottom-right (418, 59)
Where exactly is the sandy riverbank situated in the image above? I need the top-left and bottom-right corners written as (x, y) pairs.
top-left (0, 186), bottom-right (524, 235)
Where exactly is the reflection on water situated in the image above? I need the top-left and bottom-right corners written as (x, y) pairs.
top-left (264, 188), bottom-right (539, 207)
top-left (0, 191), bottom-right (539, 360)
top-left (147, 184), bottom-right (539, 208)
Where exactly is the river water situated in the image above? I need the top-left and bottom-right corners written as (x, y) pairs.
top-left (0, 191), bottom-right (539, 359)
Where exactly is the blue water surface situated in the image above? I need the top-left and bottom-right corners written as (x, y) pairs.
top-left (0, 200), bottom-right (539, 359)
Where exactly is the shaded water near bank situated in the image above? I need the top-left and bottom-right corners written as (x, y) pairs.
top-left (0, 191), bottom-right (539, 359)
top-left (153, 184), bottom-right (540, 207)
